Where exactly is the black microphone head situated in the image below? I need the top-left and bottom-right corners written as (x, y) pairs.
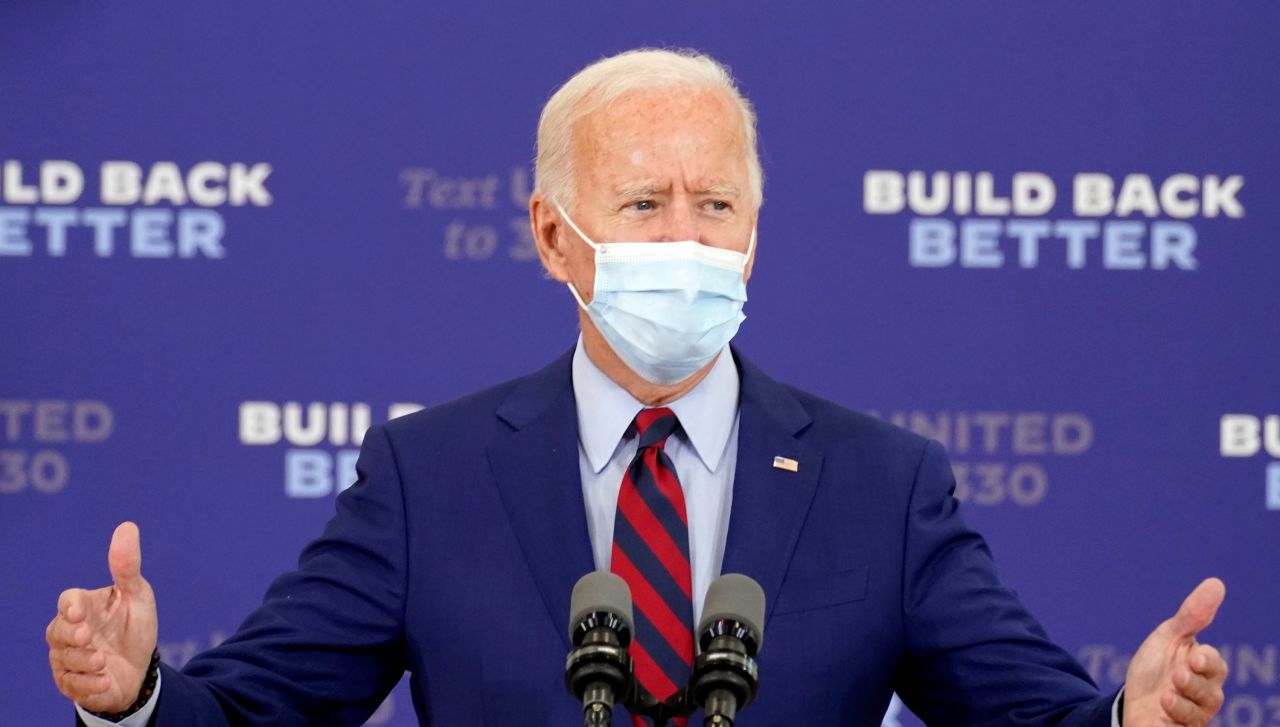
top-left (698, 573), bottom-right (766, 653)
top-left (569, 571), bottom-right (634, 645)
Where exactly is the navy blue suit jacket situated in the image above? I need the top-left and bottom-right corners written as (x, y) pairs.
top-left (139, 349), bottom-right (1116, 725)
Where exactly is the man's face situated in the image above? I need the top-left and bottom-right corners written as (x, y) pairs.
top-left (549, 86), bottom-right (758, 301)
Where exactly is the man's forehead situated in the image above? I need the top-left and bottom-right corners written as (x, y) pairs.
top-left (575, 87), bottom-right (744, 148)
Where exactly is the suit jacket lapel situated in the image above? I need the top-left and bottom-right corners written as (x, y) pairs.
top-left (487, 349), bottom-right (595, 650)
top-left (721, 349), bottom-right (823, 628)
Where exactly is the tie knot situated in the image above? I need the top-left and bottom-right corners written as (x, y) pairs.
top-left (634, 407), bottom-right (679, 449)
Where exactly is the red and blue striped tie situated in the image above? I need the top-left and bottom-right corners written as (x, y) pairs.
top-left (612, 407), bottom-right (694, 726)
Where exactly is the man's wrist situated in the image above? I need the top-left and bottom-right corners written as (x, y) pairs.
top-left (86, 649), bottom-right (160, 722)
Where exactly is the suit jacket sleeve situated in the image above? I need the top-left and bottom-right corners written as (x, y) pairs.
top-left (895, 440), bottom-right (1118, 726)
top-left (140, 424), bottom-right (410, 726)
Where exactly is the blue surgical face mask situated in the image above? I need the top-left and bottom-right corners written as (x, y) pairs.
top-left (556, 202), bottom-right (756, 385)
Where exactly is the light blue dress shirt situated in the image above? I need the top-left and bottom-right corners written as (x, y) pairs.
top-left (572, 336), bottom-right (740, 629)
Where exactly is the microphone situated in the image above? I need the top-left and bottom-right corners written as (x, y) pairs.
top-left (690, 574), bottom-right (766, 727)
top-left (565, 572), bottom-right (634, 727)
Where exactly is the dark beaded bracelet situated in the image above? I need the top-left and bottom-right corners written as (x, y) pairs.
top-left (87, 649), bottom-right (161, 723)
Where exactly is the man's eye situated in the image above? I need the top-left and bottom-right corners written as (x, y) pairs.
top-left (630, 200), bottom-right (655, 211)
top-left (707, 200), bottom-right (730, 211)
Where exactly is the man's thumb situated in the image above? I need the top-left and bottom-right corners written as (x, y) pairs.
top-left (108, 521), bottom-right (144, 593)
top-left (1169, 577), bottom-right (1226, 638)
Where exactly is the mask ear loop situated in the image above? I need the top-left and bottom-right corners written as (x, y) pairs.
top-left (566, 276), bottom-right (591, 312)
top-left (554, 201), bottom-right (598, 312)
top-left (554, 201), bottom-right (600, 251)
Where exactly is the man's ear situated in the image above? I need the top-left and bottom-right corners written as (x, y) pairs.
top-left (530, 194), bottom-right (570, 282)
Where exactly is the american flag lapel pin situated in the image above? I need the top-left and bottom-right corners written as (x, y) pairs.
top-left (772, 456), bottom-right (799, 473)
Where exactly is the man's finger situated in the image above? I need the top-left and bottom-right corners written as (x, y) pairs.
top-left (1168, 577), bottom-right (1226, 639)
top-left (1174, 668), bottom-right (1224, 711)
top-left (46, 616), bottom-right (90, 648)
top-left (1190, 643), bottom-right (1228, 680)
top-left (108, 521), bottom-right (144, 595)
top-left (57, 669), bottom-right (110, 698)
top-left (60, 645), bottom-right (106, 673)
top-left (57, 589), bottom-right (90, 622)
top-left (1161, 688), bottom-right (1207, 727)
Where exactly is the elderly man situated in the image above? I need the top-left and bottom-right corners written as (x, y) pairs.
top-left (48, 48), bottom-right (1226, 726)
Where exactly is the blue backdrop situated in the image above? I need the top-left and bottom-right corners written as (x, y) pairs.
top-left (2, 3), bottom-right (1277, 725)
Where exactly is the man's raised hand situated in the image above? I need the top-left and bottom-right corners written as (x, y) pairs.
top-left (1124, 578), bottom-right (1228, 727)
top-left (46, 521), bottom-right (159, 714)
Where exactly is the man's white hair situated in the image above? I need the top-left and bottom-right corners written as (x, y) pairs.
top-left (534, 48), bottom-right (763, 212)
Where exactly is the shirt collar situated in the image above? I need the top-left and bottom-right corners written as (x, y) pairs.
top-left (572, 336), bottom-right (740, 475)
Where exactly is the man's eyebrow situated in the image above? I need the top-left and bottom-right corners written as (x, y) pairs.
top-left (698, 183), bottom-right (742, 198)
top-left (613, 183), bottom-right (664, 200)
top-left (611, 182), bottom-right (743, 199)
